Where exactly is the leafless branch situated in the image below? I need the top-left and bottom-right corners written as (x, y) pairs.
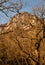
top-left (0, 0), bottom-right (23, 16)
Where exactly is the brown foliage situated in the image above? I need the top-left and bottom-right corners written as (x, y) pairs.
top-left (0, 12), bottom-right (45, 65)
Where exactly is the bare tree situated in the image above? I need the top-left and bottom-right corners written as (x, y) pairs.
top-left (0, 0), bottom-right (9, 16)
top-left (9, 0), bottom-right (23, 13)
top-left (33, 4), bottom-right (45, 20)
top-left (0, 0), bottom-right (23, 16)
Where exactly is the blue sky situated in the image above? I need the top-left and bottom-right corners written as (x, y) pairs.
top-left (0, 0), bottom-right (44, 24)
